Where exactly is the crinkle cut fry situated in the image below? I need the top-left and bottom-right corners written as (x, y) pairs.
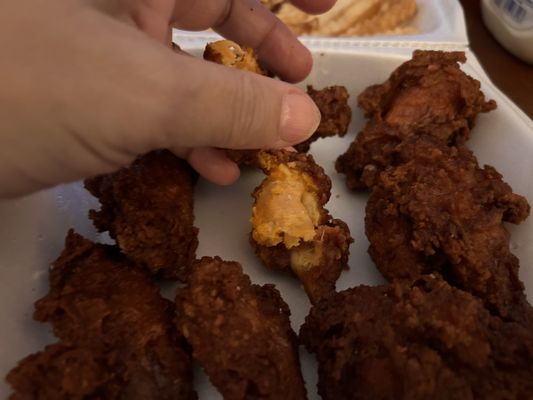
top-left (365, 136), bottom-right (531, 323)
top-left (176, 256), bottom-right (307, 400)
top-left (271, 0), bottom-right (417, 37)
top-left (336, 50), bottom-right (497, 190)
top-left (204, 40), bottom-right (352, 154)
top-left (300, 276), bottom-right (533, 400)
top-left (7, 230), bottom-right (196, 400)
top-left (85, 149), bottom-right (198, 281)
top-left (250, 150), bottom-right (353, 304)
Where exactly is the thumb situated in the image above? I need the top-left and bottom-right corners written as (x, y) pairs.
top-left (149, 53), bottom-right (321, 150)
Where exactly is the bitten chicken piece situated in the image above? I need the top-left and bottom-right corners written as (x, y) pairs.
top-left (250, 150), bottom-right (352, 303)
top-left (365, 136), bottom-right (531, 322)
top-left (294, 85), bottom-right (352, 153)
top-left (204, 41), bottom-right (353, 302)
top-left (300, 276), bottom-right (533, 400)
top-left (336, 50), bottom-right (496, 190)
top-left (7, 231), bottom-right (196, 400)
top-left (85, 150), bottom-right (198, 281)
top-left (175, 256), bottom-right (307, 400)
top-left (204, 40), bottom-right (267, 75)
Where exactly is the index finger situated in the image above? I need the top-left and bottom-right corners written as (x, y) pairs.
top-left (172, 0), bottom-right (314, 82)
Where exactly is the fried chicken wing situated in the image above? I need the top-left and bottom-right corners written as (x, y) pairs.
top-left (294, 85), bottom-right (352, 153)
top-left (336, 50), bottom-right (497, 190)
top-left (7, 231), bottom-right (196, 400)
top-left (365, 136), bottom-right (531, 321)
top-left (300, 276), bottom-right (533, 400)
top-left (250, 150), bottom-right (352, 303)
top-left (175, 256), bottom-right (306, 400)
top-left (85, 150), bottom-right (198, 281)
top-left (7, 341), bottom-right (193, 400)
top-left (223, 149), bottom-right (353, 303)
top-left (8, 342), bottom-right (122, 400)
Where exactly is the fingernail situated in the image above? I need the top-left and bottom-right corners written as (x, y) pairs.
top-left (278, 92), bottom-right (321, 146)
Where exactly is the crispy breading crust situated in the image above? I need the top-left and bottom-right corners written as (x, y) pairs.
top-left (85, 150), bottom-right (198, 281)
top-left (365, 136), bottom-right (531, 322)
top-left (175, 256), bottom-right (307, 400)
top-left (300, 276), bottom-right (533, 400)
top-left (8, 342), bottom-right (130, 400)
top-left (294, 85), bottom-right (352, 153)
top-left (336, 50), bottom-right (497, 190)
top-left (249, 150), bottom-right (353, 303)
top-left (7, 231), bottom-right (196, 400)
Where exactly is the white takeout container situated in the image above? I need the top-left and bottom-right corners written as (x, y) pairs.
top-left (173, 0), bottom-right (469, 48)
top-left (0, 46), bottom-right (532, 399)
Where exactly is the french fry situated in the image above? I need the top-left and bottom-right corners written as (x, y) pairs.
top-left (274, 0), bottom-right (417, 37)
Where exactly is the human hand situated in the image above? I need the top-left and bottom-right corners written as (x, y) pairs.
top-left (0, 0), bottom-right (335, 198)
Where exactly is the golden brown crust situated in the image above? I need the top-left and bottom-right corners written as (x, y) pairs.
top-left (85, 150), bottom-right (198, 281)
top-left (175, 256), bottom-right (307, 400)
top-left (8, 231), bottom-right (196, 400)
top-left (294, 86), bottom-right (352, 153)
top-left (336, 50), bottom-right (497, 190)
top-left (249, 150), bottom-right (353, 304)
top-left (300, 276), bottom-right (533, 400)
top-left (365, 136), bottom-right (531, 322)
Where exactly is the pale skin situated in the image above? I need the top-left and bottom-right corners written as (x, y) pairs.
top-left (0, 0), bottom-right (336, 198)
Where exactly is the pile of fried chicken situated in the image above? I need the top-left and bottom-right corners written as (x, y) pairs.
top-left (308, 49), bottom-right (533, 399)
top-left (6, 41), bottom-right (533, 400)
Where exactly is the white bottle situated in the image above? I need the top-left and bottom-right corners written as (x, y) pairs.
top-left (481, 0), bottom-right (533, 64)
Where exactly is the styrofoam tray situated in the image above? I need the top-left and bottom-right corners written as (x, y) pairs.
top-left (173, 0), bottom-right (468, 50)
top-left (1, 47), bottom-right (531, 399)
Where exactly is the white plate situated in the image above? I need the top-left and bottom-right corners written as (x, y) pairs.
top-left (0, 48), bottom-right (531, 399)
